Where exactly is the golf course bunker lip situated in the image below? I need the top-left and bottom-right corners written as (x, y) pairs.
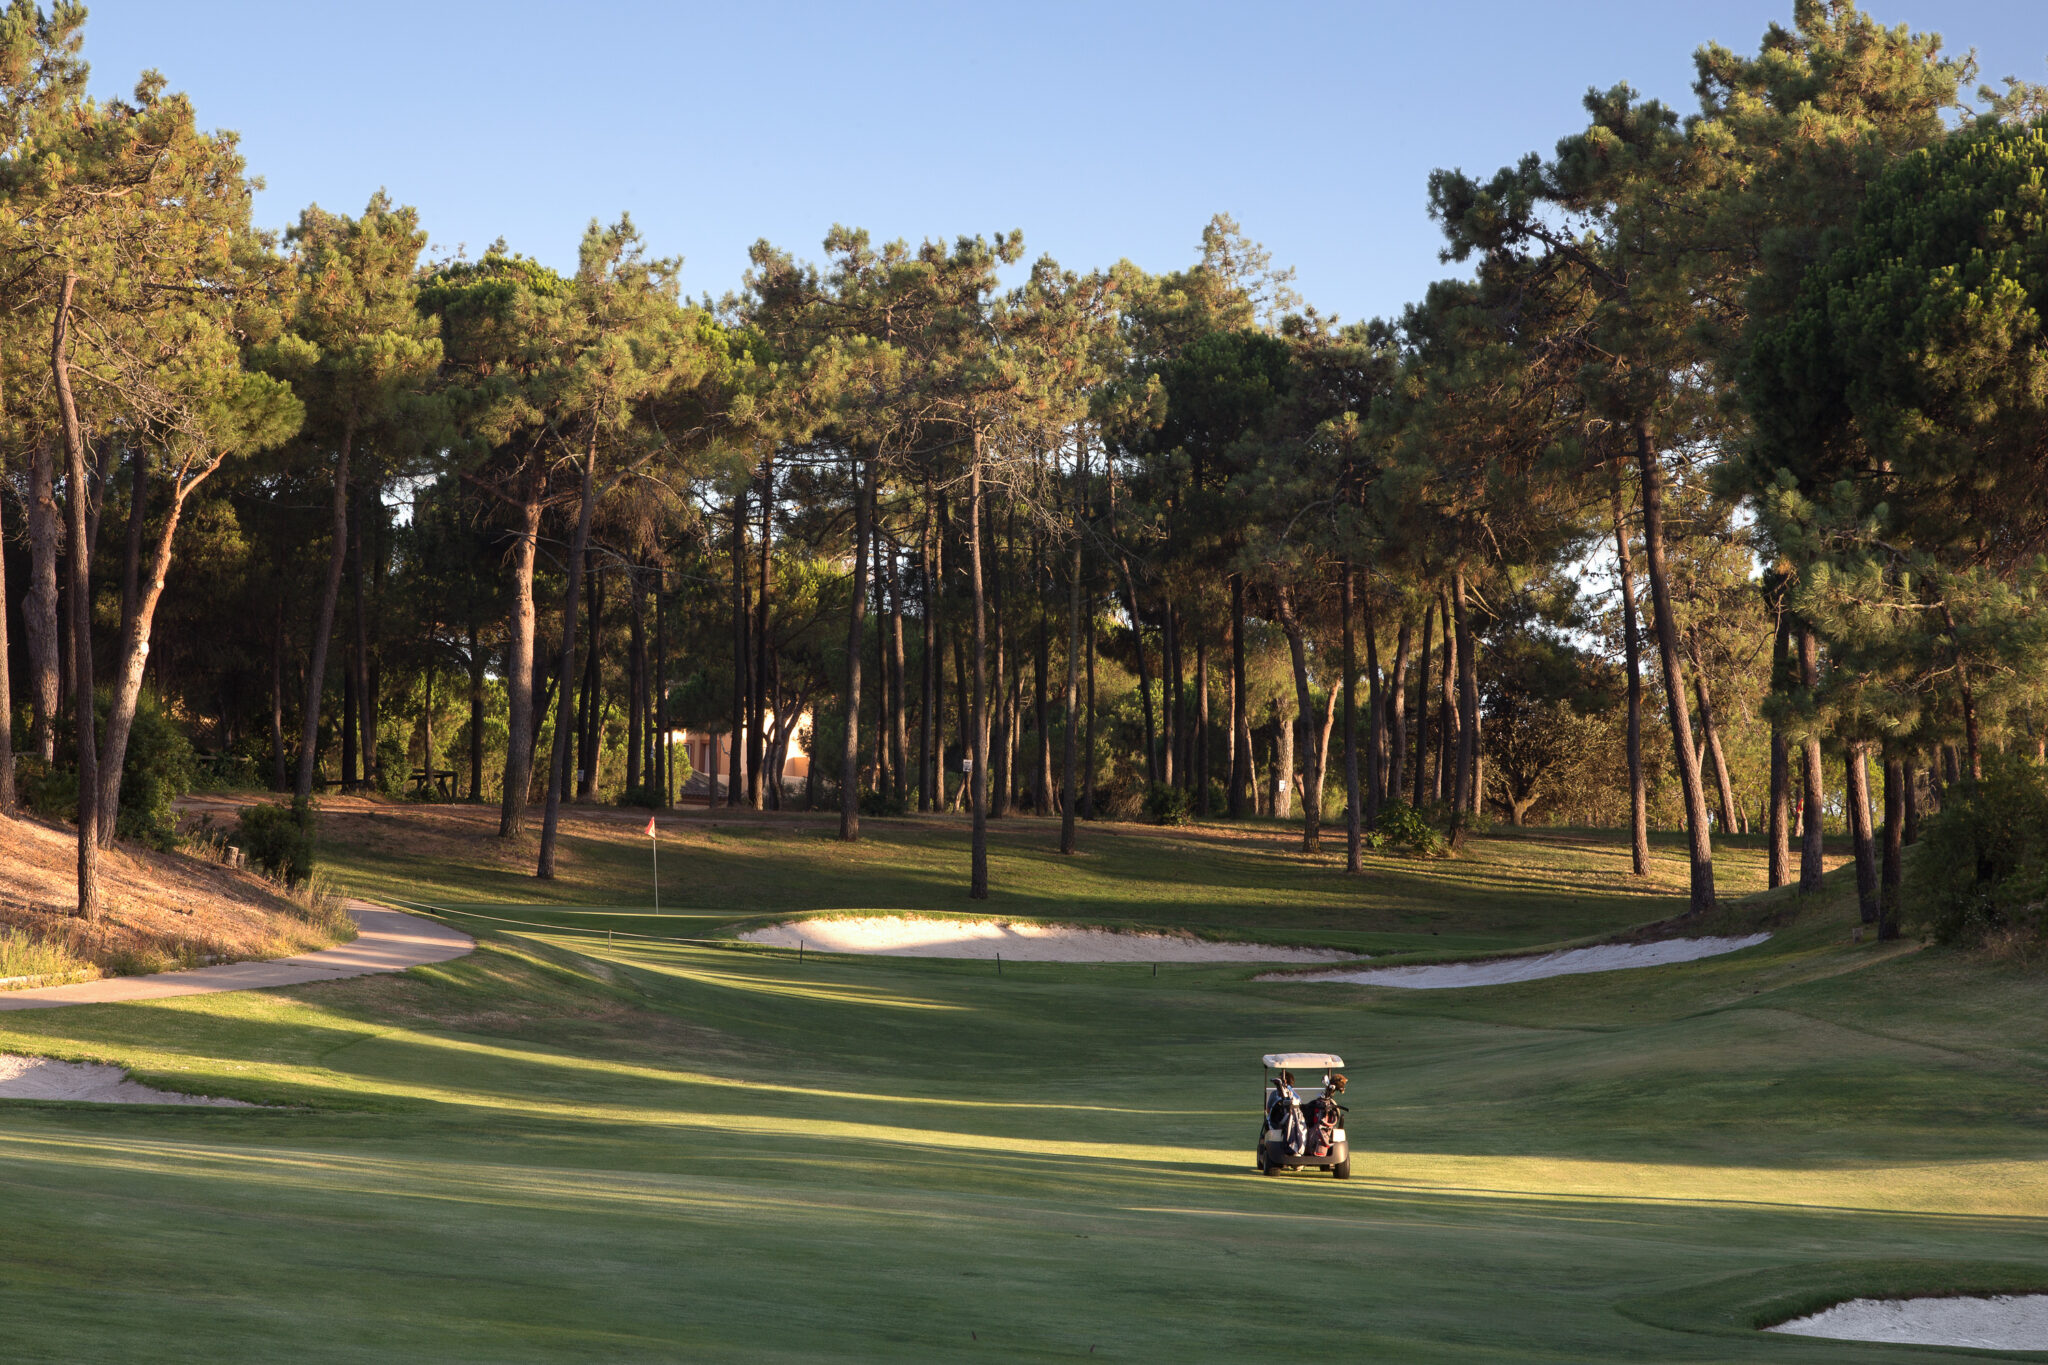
top-left (739, 917), bottom-right (1360, 963)
top-left (0, 1053), bottom-right (254, 1106)
top-left (1261, 933), bottom-right (1769, 989)
top-left (1766, 1294), bottom-right (2048, 1350)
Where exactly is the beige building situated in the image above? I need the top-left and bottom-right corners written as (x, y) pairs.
top-left (681, 710), bottom-right (812, 791)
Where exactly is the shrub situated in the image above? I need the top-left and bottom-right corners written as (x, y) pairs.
top-left (117, 692), bottom-right (197, 849)
top-left (1370, 799), bottom-right (1448, 857)
top-left (859, 788), bottom-right (907, 818)
top-left (236, 797), bottom-right (317, 885)
top-left (374, 737), bottom-right (410, 798)
top-left (616, 782), bottom-right (665, 809)
top-left (14, 692), bottom-right (196, 849)
top-left (1910, 756), bottom-right (2048, 946)
top-left (1145, 783), bottom-right (1193, 826)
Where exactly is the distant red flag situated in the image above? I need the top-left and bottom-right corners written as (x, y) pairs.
top-left (644, 816), bottom-right (657, 838)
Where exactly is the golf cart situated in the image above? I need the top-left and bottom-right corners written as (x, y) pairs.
top-left (1257, 1052), bottom-right (1351, 1178)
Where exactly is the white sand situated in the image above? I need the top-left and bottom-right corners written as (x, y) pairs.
top-left (1767, 1295), bottom-right (2048, 1350)
top-left (1262, 933), bottom-right (1769, 989)
top-left (0, 1053), bottom-right (252, 1106)
top-left (740, 917), bottom-right (1359, 963)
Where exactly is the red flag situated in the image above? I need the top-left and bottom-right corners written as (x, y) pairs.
top-left (644, 816), bottom-right (657, 838)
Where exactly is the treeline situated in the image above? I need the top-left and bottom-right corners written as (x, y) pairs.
top-left (4, 2), bottom-right (2048, 925)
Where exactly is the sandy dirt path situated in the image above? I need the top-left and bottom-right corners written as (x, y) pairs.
top-left (0, 903), bottom-right (472, 1012)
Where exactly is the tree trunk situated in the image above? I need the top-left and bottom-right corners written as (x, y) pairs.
top-left (627, 566), bottom-right (645, 793)
top-left (1273, 712), bottom-right (1296, 819)
top-left (576, 553), bottom-right (602, 801)
top-left (1275, 582), bottom-right (1325, 852)
top-left (1448, 569), bottom-right (1480, 849)
top-left (968, 446), bottom-right (990, 897)
top-left (990, 511), bottom-right (1010, 818)
top-left (1034, 544), bottom-right (1051, 816)
top-left (96, 459), bottom-right (205, 845)
top-left (1085, 590), bottom-right (1098, 819)
top-left (1767, 614), bottom-right (1792, 888)
top-left (920, 501), bottom-right (938, 811)
top-left (728, 490), bottom-right (748, 808)
top-left (499, 472), bottom-right (542, 835)
top-left (655, 570), bottom-right (670, 807)
top-left (1171, 601), bottom-right (1187, 785)
top-left (890, 539), bottom-right (909, 808)
top-left (1634, 424), bottom-right (1714, 915)
top-left (1903, 758), bottom-right (1920, 846)
top-left (536, 432), bottom-right (600, 879)
top-left (1385, 611), bottom-right (1411, 811)
top-left (1362, 574), bottom-right (1384, 826)
top-left (468, 620), bottom-right (485, 802)
top-left (1412, 599), bottom-right (1433, 809)
top-left (1436, 591), bottom-right (1455, 804)
top-left (839, 452), bottom-right (872, 841)
top-left (118, 450), bottom-right (149, 648)
top-left (1229, 573), bottom-right (1249, 817)
top-left (1846, 741), bottom-right (1878, 925)
top-left (1060, 508), bottom-right (1083, 854)
top-left (24, 434), bottom-right (60, 764)
top-left (269, 598), bottom-right (287, 792)
top-left (0, 478), bottom-right (13, 809)
top-left (52, 275), bottom-right (100, 917)
top-left (1799, 626), bottom-right (1826, 892)
top-left (1194, 632), bottom-right (1210, 815)
top-left (753, 454), bottom-right (773, 809)
top-left (1611, 469), bottom-right (1649, 875)
top-left (1341, 562), bottom-right (1362, 873)
top-left (1880, 747), bottom-right (1904, 941)
top-left (355, 482), bottom-right (378, 793)
top-left (1120, 563), bottom-right (1156, 784)
top-left (1690, 632), bottom-right (1741, 837)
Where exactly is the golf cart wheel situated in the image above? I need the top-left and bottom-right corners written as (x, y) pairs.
top-left (1261, 1157), bottom-right (1281, 1176)
top-left (1332, 1157), bottom-right (1352, 1179)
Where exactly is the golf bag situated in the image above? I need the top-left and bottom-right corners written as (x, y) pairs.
top-left (1305, 1096), bottom-right (1342, 1158)
top-left (1267, 1089), bottom-right (1307, 1156)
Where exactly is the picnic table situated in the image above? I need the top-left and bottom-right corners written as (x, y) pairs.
top-left (409, 768), bottom-right (457, 800)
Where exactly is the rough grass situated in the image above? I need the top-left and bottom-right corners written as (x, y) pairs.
top-left (0, 810), bottom-right (2032, 1362)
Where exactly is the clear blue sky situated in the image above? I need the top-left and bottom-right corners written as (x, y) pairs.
top-left (81, 1), bottom-right (2048, 325)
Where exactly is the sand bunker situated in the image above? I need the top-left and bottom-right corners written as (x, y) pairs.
top-left (1263, 933), bottom-right (1769, 989)
top-left (1767, 1295), bottom-right (2048, 1350)
top-left (740, 917), bottom-right (1358, 963)
top-left (0, 1053), bottom-right (252, 1106)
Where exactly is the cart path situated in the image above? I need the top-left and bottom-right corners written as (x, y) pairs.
top-left (0, 903), bottom-right (473, 1011)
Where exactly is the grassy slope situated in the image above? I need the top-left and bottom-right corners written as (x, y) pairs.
top-left (0, 808), bottom-right (2042, 1362)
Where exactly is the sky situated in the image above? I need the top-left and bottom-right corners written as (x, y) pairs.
top-left (78, 0), bottom-right (2048, 326)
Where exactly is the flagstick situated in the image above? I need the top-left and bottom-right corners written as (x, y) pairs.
top-left (652, 824), bottom-right (660, 916)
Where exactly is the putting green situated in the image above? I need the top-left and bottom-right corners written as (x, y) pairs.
top-left (0, 816), bottom-right (2039, 1361)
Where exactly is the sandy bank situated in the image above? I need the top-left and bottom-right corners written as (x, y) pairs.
top-left (740, 917), bottom-right (1358, 963)
top-left (1261, 933), bottom-right (1769, 989)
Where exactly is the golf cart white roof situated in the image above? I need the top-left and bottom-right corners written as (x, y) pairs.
top-left (1263, 1052), bottom-right (1344, 1069)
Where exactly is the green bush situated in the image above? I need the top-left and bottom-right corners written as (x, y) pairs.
top-left (236, 797), bottom-right (317, 885)
top-left (1910, 756), bottom-right (2048, 946)
top-left (616, 782), bottom-right (664, 809)
top-left (374, 737), bottom-right (410, 798)
top-left (14, 692), bottom-right (195, 849)
top-left (118, 692), bottom-right (197, 848)
top-left (1370, 800), bottom-right (1449, 857)
top-left (1145, 783), bottom-right (1193, 826)
top-left (859, 788), bottom-right (907, 818)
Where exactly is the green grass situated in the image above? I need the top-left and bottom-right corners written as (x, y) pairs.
top-left (0, 809), bottom-right (2041, 1361)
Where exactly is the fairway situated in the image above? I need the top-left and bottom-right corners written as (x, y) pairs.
top-left (1, 812), bottom-right (2043, 1361)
